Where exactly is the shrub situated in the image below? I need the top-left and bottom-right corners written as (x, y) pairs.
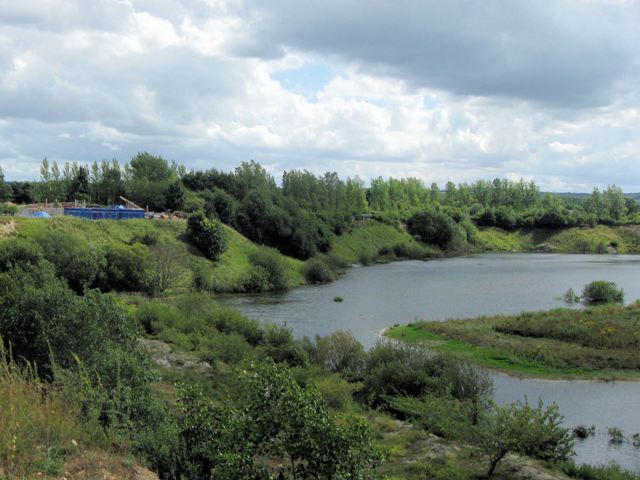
top-left (0, 202), bottom-right (17, 215)
top-left (98, 243), bottom-right (152, 293)
top-left (314, 330), bottom-right (367, 377)
top-left (303, 258), bottom-right (336, 284)
top-left (35, 231), bottom-right (105, 293)
top-left (315, 374), bottom-right (359, 411)
top-left (247, 248), bottom-right (289, 291)
top-left (199, 332), bottom-right (252, 365)
top-left (390, 394), bottom-right (477, 439)
top-left (129, 230), bottom-right (158, 246)
top-left (406, 210), bottom-right (456, 249)
top-left (582, 281), bottom-right (624, 305)
top-left (187, 211), bottom-right (227, 261)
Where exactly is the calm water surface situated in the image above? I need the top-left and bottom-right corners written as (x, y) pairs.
top-left (219, 254), bottom-right (640, 469)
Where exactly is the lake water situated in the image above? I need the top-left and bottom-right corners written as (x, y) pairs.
top-left (218, 253), bottom-right (640, 470)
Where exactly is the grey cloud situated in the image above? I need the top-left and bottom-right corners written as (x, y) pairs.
top-left (247, 0), bottom-right (640, 107)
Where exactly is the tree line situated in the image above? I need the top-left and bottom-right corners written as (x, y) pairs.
top-left (1, 154), bottom-right (638, 259)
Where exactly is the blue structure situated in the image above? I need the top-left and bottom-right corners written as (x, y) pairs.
top-left (31, 211), bottom-right (51, 218)
top-left (64, 207), bottom-right (145, 220)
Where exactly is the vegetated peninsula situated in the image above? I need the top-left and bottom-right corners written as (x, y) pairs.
top-left (386, 300), bottom-right (640, 381)
top-left (1, 155), bottom-right (640, 479)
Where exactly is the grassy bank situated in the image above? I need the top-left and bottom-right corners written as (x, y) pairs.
top-left (475, 224), bottom-right (640, 254)
top-left (5, 216), bottom-right (305, 293)
top-left (386, 302), bottom-right (640, 380)
top-left (329, 219), bottom-right (439, 265)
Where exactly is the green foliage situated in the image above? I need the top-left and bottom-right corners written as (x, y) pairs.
top-left (474, 399), bottom-right (574, 477)
top-left (245, 248), bottom-right (289, 291)
top-left (314, 330), bottom-right (367, 377)
top-left (0, 345), bottom-right (89, 477)
top-left (392, 302), bottom-right (640, 377)
top-left (581, 280), bottom-right (624, 305)
top-left (187, 211), bottom-right (227, 261)
top-left (172, 364), bottom-right (381, 479)
top-left (0, 202), bottom-right (17, 215)
top-left (360, 342), bottom-right (493, 408)
top-left (34, 230), bottom-right (105, 293)
top-left (389, 394), bottom-right (479, 439)
top-left (164, 181), bottom-right (185, 211)
top-left (407, 210), bottom-right (456, 248)
top-left (303, 258), bottom-right (337, 283)
top-left (98, 242), bottom-right (153, 293)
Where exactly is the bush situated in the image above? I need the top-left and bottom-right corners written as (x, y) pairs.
top-left (315, 374), bottom-right (359, 411)
top-left (303, 258), bottom-right (336, 284)
top-left (247, 248), bottom-right (289, 291)
top-left (98, 243), bottom-right (153, 293)
top-left (35, 231), bottom-right (105, 293)
top-left (406, 210), bottom-right (456, 249)
top-left (314, 331), bottom-right (367, 377)
top-left (187, 211), bottom-right (227, 261)
top-left (390, 394), bottom-right (477, 439)
top-left (0, 202), bottom-right (17, 215)
top-left (582, 281), bottom-right (624, 305)
top-left (199, 332), bottom-right (252, 365)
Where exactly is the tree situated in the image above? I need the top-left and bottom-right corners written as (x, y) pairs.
top-left (475, 399), bottom-right (574, 477)
top-left (175, 363), bottom-right (382, 479)
top-left (165, 181), bottom-right (185, 211)
top-left (0, 165), bottom-right (12, 202)
top-left (187, 211), bottom-right (227, 261)
top-left (67, 165), bottom-right (90, 200)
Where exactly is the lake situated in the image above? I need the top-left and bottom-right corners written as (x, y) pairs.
top-left (218, 253), bottom-right (640, 469)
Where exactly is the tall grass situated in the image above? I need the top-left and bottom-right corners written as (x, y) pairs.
top-left (0, 344), bottom-right (88, 477)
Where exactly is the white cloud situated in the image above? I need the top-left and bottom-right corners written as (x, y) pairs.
top-left (0, 0), bottom-right (639, 191)
top-left (549, 142), bottom-right (584, 153)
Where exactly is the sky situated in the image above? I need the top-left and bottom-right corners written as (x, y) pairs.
top-left (1, 0), bottom-right (639, 191)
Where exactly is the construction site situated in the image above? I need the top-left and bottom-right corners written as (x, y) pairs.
top-left (15, 196), bottom-right (184, 220)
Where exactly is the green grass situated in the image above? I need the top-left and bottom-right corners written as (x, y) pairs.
top-left (474, 227), bottom-right (533, 252)
top-left (474, 225), bottom-right (640, 254)
top-left (329, 220), bottom-right (438, 265)
top-left (386, 303), bottom-right (640, 380)
top-left (5, 217), bottom-right (305, 293)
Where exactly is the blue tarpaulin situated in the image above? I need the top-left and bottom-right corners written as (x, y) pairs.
top-left (64, 207), bottom-right (145, 220)
top-left (31, 211), bottom-right (51, 218)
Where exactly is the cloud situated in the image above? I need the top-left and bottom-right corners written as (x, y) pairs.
top-left (0, 0), bottom-right (639, 192)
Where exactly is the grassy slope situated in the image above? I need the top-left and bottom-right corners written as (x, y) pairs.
top-left (329, 220), bottom-right (439, 264)
top-left (386, 303), bottom-right (640, 380)
top-left (476, 224), bottom-right (640, 254)
top-left (6, 217), bottom-right (305, 292)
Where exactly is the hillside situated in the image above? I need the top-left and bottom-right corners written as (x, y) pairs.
top-left (476, 224), bottom-right (640, 254)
